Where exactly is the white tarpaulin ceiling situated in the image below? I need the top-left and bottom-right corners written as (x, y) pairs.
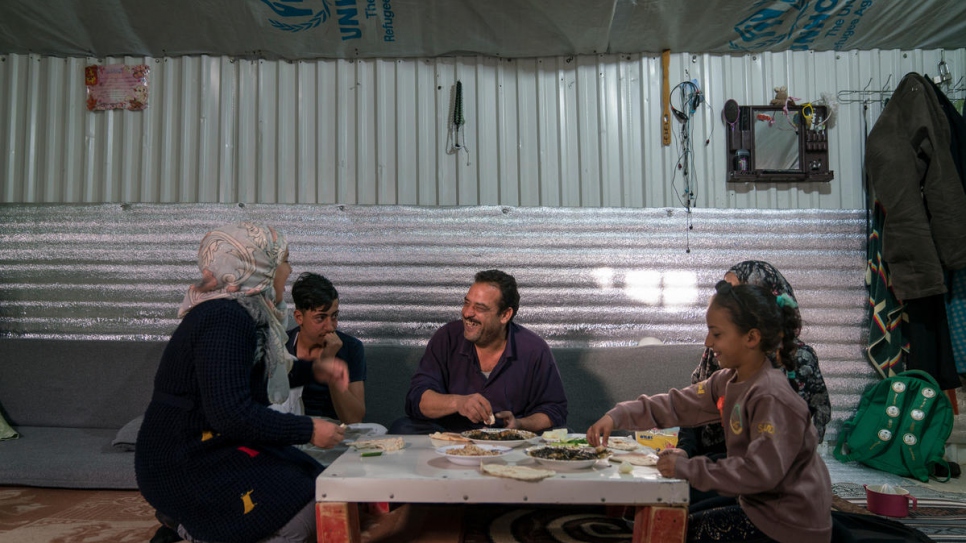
top-left (2, 0), bottom-right (966, 60)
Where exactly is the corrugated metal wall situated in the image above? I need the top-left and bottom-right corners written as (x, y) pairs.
top-left (0, 204), bottom-right (870, 439)
top-left (2, 49), bottom-right (964, 208)
top-left (0, 204), bottom-right (866, 346)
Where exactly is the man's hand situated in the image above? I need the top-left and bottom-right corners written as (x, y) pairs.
top-left (495, 411), bottom-right (517, 429)
top-left (313, 357), bottom-right (349, 392)
top-left (586, 414), bottom-right (616, 447)
top-left (657, 448), bottom-right (685, 478)
top-left (455, 393), bottom-right (494, 425)
top-left (321, 332), bottom-right (343, 359)
top-left (310, 419), bottom-right (346, 449)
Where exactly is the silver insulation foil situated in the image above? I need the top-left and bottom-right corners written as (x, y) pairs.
top-left (1, 204), bottom-right (873, 437)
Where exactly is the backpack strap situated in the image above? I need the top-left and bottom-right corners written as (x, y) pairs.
top-left (895, 370), bottom-right (953, 482)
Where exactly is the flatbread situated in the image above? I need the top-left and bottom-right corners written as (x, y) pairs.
top-left (429, 432), bottom-right (472, 443)
top-left (606, 437), bottom-right (641, 451)
top-left (610, 452), bottom-right (659, 466)
top-left (349, 437), bottom-right (405, 452)
top-left (480, 464), bottom-right (555, 481)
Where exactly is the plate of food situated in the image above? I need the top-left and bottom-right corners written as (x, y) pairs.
top-left (540, 428), bottom-right (569, 442)
top-left (436, 444), bottom-right (513, 466)
top-left (524, 445), bottom-right (611, 469)
top-left (461, 428), bottom-right (538, 448)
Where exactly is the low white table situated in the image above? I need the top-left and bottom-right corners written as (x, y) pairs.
top-left (315, 435), bottom-right (689, 543)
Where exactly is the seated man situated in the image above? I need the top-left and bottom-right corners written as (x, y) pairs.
top-left (390, 269), bottom-right (567, 434)
top-left (285, 272), bottom-right (367, 423)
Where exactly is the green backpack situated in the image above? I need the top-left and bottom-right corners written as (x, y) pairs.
top-left (834, 370), bottom-right (954, 482)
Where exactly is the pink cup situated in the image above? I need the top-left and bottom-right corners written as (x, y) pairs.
top-left (864, 484), bottom-right (918, 518)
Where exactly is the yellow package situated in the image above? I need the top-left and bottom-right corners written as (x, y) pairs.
top-left (635, 428), bottom-right (679, 450)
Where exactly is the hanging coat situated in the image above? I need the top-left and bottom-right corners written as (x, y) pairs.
top-left (866, 72), bottom-right (966, 301)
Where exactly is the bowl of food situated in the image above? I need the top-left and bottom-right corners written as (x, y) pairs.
top-left (436, 444), bottom-right (512, 466)
top-left (541, 428), bottom-right (569, 442)
top-left (461, 428), bottom-right (538, 448)
top-left (524, 445), bottom-right (611, 469)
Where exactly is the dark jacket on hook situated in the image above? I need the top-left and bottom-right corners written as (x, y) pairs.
top-left (926, 78), bottom-right (966, 189)
top-left (866, 72), bottom-right (966, 301)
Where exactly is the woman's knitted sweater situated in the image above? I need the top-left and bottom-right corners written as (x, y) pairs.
top-left (136, 299), bottom-right (321, 543)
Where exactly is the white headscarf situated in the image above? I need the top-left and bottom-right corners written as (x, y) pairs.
top-left (178, 222), bottom-right (294, 404)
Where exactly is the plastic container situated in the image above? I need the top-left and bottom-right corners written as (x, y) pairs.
top-left (635, 429), bottom-right (678, 450)
top-left (864, 484), bottom-right (917, 517)
top-left (733, 149), bottom-right (750, 172)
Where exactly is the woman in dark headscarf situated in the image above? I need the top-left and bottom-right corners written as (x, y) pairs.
top-left (677, 260), bottom-right (831, 461)
top-left (136, 222), bottom-right (349, 543)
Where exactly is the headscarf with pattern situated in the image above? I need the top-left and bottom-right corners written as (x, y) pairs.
top-left (727, 260), bottom-right (800, 318)
top-left (178, 222), bottom-right (294, 404)
top-left (689, 260), bottom-right (830, 446)
top-left (692, 260), bottom-right (799, 384)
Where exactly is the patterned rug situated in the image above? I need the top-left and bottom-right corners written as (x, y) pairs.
top-left (461, 484), bottom-right (966, 543)
top-left (4, 482), bottom-right (963, 543)
top-left (461, 504), bottom-right (634, 543)
top-left (0, 486), bottom-right (157, 543)
top-left (832, 482), bottom-right (966, 543)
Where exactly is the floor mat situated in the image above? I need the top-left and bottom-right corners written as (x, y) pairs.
top-left (0, 486), bottom-right (157, 543)
top-left (832, 482), bottom-right (966, 542)
top-left (461, 504), bottom-right (633, 543)
top-left (463, 488), bottom-right (966, 543)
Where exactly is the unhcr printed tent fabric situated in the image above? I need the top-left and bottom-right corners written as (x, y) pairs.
top-left (1, 1), bottom-right (966, 60)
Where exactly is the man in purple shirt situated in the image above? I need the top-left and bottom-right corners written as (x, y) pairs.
top-left (389, 270), bottom-right (568, 434)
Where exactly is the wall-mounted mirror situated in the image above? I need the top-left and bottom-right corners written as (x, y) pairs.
top-left (725, 104), bottom-right (833, 182)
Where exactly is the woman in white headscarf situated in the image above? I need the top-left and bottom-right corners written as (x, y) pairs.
top-left (136, 222), bottom-right (348, 543)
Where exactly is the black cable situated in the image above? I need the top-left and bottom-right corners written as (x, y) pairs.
top-left (667, 79), bottom-right (716, 253)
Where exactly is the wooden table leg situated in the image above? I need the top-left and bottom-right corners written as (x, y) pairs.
top-left (631, 505), bottom-right (687, 543)
top-left (317, 502), bottom-right (361, 543)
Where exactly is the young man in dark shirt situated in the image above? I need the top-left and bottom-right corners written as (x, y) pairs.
top-left (284, 272), bottom-right (367, 423)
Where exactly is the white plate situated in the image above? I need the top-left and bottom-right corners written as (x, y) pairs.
top-left (524, 445), bottom-right (610, 470)
top-left (461, 429), bottom-right (537, 448)
top-left (436, 444), bottom-right (512, 466)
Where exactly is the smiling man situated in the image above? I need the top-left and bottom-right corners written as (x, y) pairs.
top-left (389, 269), bottom-right (567, 434)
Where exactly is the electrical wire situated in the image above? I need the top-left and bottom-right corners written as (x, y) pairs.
top-left (668, 81), bottom-right (715, 208)
top-left (667, 80), bottom-right (714, 252)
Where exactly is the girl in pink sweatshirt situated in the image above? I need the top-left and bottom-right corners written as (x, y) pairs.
top-left (588, 280), bottom-right (832, 543)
